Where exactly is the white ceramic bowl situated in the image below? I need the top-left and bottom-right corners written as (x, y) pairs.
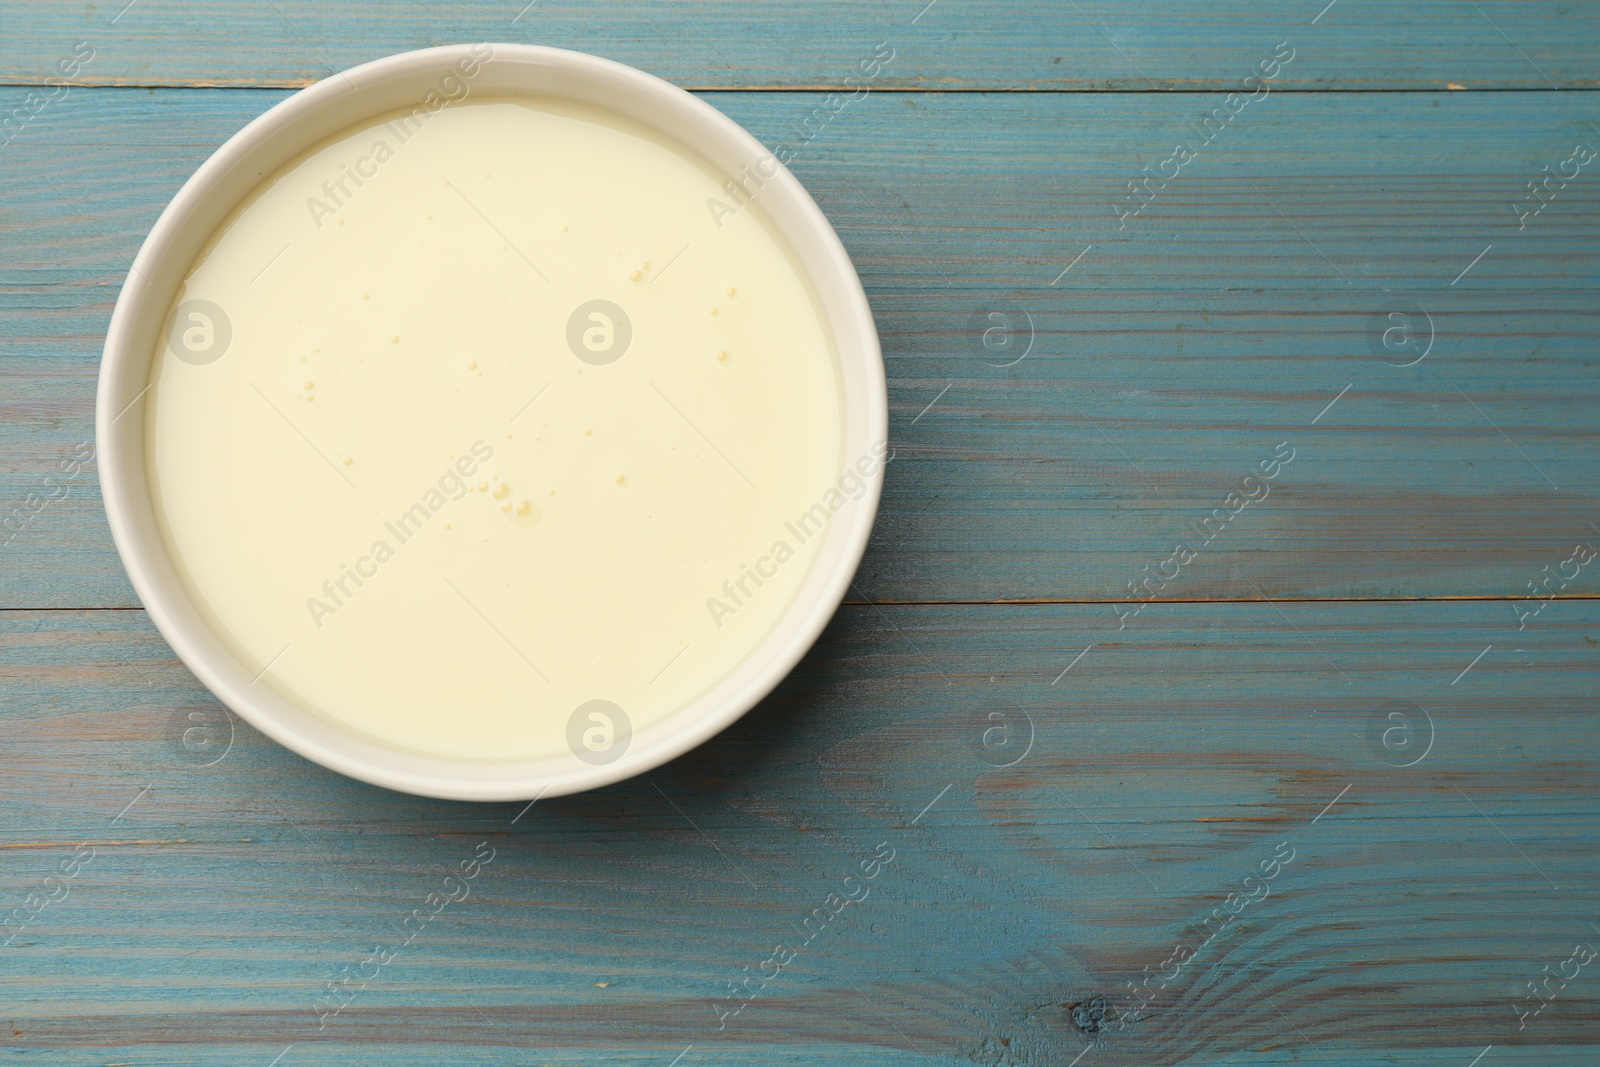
top-left (96, 44), bottom-right (886, 801)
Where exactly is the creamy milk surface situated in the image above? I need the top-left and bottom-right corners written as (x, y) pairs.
top-left (146, 95), bottom-right (849, 762)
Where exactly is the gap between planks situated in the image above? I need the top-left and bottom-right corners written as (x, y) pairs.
top-left (4, 593), bottom-right (1598, 614)
top-left (2, 80), bottom-right (1599, 93)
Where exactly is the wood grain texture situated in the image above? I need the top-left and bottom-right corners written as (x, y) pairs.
top-left (0, 604), bottom-right (1595, 1064)
top-left (2, 89), bottom-right (1596, 605)
top-left (0, 0), bottom-right (1596, 90)
top-left (2, 2), bottom-right (1597, 1064)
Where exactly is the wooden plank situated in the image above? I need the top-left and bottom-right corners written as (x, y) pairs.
top-left (4, 6), bottom-right (1594, 1067)
top-left (1, 0), bottom-right (1596, 90)
top-left (0, 602), bottom-right (1594, 1062)
top-left (3, 89), bottom-right (1596, 607)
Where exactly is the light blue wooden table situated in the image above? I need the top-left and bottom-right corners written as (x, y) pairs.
top-left (2, 2), bottom-right (1598, 1064)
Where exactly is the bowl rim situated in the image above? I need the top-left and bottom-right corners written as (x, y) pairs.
top-left (96, 43), bottom-right (887, 801)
